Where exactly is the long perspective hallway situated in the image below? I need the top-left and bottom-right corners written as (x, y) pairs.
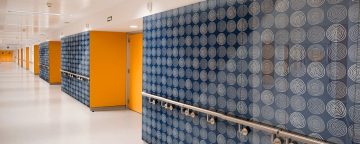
top-left (0, 63), bottom-right (143, 144)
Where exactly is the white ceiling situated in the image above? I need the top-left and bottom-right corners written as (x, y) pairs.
top-left (0, 0), bottom-right (204, 49)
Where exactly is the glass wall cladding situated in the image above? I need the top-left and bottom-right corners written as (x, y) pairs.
top-left (61, 32), bottom-right (90, 77)
top-left (61, 73), bottom-right (90, 106)
top-left (39, 66), bottom-right (49, 82)
top-left (142, 0), bottom-right (359, 144)
top-left (39, 42), bottom-right (49, 82)
top-left (61, 32), bottom-right (90, 107)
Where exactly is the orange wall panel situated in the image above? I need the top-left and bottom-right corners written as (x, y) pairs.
top-left (0, 50), bottom-right (14, 62)
top-left (128, 33), bottom-right (143, 113)
top-left (34, 45), bottom-right (40, 75)
top-left (48, 41), bottom-right (61, 84)
top-left (89, 31), bottom-right (127, 108)
top-left (26, 47), bottom-right (29, 70)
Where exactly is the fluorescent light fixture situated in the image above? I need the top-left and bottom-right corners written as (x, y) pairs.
top-left (7, 10), bottom-right (63, 16)
top-left (129, 25), bottom-right (138, 28)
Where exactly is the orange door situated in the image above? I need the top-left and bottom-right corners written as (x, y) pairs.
top-left (128, 33), bottom-right (143, 113)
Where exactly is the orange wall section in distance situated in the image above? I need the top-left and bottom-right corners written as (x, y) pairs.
top-left (89, 31), bottom-right (127, 109)
top-left (128, 33), bottom-right (143, 113)
top-left (34, 45), bottom-right (40, 75)
top-left (0, 50), bottom-right (14, 62)
top-left (26, 47), bottom-right (29, 70)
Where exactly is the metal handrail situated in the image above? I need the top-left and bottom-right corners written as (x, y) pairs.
top-left (39, 64), bottom-right (49, 69)
top-left (142, 92), bottom-right (330, 144)
top-left (61, 70), bottom-right (90, 80)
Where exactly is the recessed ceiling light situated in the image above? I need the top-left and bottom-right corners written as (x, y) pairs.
top-left (7, 10), bottom-right (63, 16)
top-left (64, 21), bottom-right (70, 24)
top-left (129, 25), bottom-right (138, 28)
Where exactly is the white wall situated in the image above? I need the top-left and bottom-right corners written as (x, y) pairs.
top-left (29, 46), bottom-right (35, 73)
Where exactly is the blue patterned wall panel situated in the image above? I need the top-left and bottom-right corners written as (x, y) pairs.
top-left (39, 42), bottom-right (49, 82)
top-left (142, 0), bottom-right (359, 143)
top-left (61, 32), bottom-right (90, 107)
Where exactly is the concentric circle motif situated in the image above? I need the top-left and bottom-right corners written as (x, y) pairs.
top-left (275, 109), bottom-right (289, 125)
top-left (237, 60), bottom-right (248, 73)
top-left (263, 45), bottom-right (274, 59)
top-left (290, 62), bottom-right (306, 77)
top-left (326, 24), bottom-right (347, 42)
top-left (275, 93), bottom-right (290, 109)
top-left (249, 31), bottom-right (261, 44)
top-left (261, 14), bottom-right (274, 28)
top-left (326, 62), bottom-right (346, 80)
top-left (348, 44), bottom-right (360, 63)
top-left (275, 61), bottom-right (289, 76)
top-left (249, 60), bottom-right (261, 73)
top-left (307, 98), bottom-right (325, 115)
top-left (226, 59), bottom-right (237, 72)
top-left (227, 20), bottom-right (236, 33)
top-left (307, 115), bottom-right (325, 133)
top-left (275, 13), bottom-right (289, 29)
top-left (275, 0), bottom-right (290, 12)
top-left (261, 90), bottom-right (274, 105)
top-left (348, 4), bottom-right (360, 23)
top-left (249, 45), bottom-right (261, 59)
top-left (261, 0), bottom-right (274, 13)
top-left (307, 62), bottom-right (325, 79)
top-left (290, 112), bottom-right (306, 128)
top-left (290, 11), bottom-right (306, 27)
top-left (261, 105), bottom-right (275, 120)
top-left (227, 6), bottom-right (236, 19)
top-left (237, 101), bottom-right (248, 115)
top-left (290, 44), bottom-right (306, 61)
top-left (237, 74), bottom-right (248, 87)
top-left (226, 85), bottom-right (237, 97)
top-left (237, 87), bottom-right (248, 100)
top-left (327, 119), bottom-right (347, 137)
top-left (290, 0), bottom-right (306, 10)
top-left (208, 10), bottom-right (217, 22)
top-left (262, 60), bottom-right (274, 74)
top-left (307, 8), bottom-right (324, 25)
top-left (237, 18), bottom-right (248, 31)
top-left (217, 20), bottom-right (226, 33)
top-left (237, 46), bottom-right (248, 59)
top-left (348, 84), bottom-right (360, 103)
top-left (263, 75), bottom-right (274, 89)
top-left (217, 33), bottom-right (226, 45)
top-left (349, 24), bottom-right (359, 43)
top-left (327, 5), bottom-right (347, 23)
top-left (275, 77), bottom-right (289, 92)
top-left (227, 34), bottom-right (237, 46)
top-left (218, 46), bottom-right (227, 58)
top-left (326, 100), bottom-right (347, 118)
top-left (226, 99), bottom-right (236, 112)
top-left (275, 30), bottom-right (290, 45)
top-left (217, 8), bottom-right (226, 20)
top-left (327, 81), bottom-right (347, 99)
top-left (290, 95), bottom-right (306, 111)
top-left (248, 17), bottom-right (260, 30)
top-left (349, 105), bottom-right (360, 123)
top-left (248, 103), bottom-right (260, 117)
top-left (349, 64), bottom-right (360, 83)
top-left (290, 28), bottom-right (306, 44)
top-left (328, 43), bottom-right (347, 61)
top-left (307, 44), bottom-right (325, 62)
top-left (307, 26), bottom-right (325, 43)
top-left (349, 124), bottom-right (360, 143)
top-left (217, 97), bottom-right (227, 109)
top-left (275, 45), bottom-right (289, 60)
top-left (248, 74), bottom-right (260, 88)
top-left (249, 1), bottom-right (260, 16)
top-left (307, 79), bottom-right (324, 96)
top-left (307, 0), bottom-right (325, 7)
top-left (290, 78), bottom-right (306, 95)
top-left (237, 32), bottom-right (248, 45)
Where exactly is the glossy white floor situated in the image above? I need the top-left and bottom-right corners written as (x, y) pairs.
top-left (0, 63), bottom-right (143, 144)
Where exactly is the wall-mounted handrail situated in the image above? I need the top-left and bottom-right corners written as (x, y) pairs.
top-left (61, 70), bottom-right (90, 80)
top-left (39, 64), bottom-right (49, 69)
top-left (142, 92), bottom-right (330, 144)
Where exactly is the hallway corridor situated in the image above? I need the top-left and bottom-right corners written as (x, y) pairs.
top-left (0, 63), bottom-right (143, 144)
